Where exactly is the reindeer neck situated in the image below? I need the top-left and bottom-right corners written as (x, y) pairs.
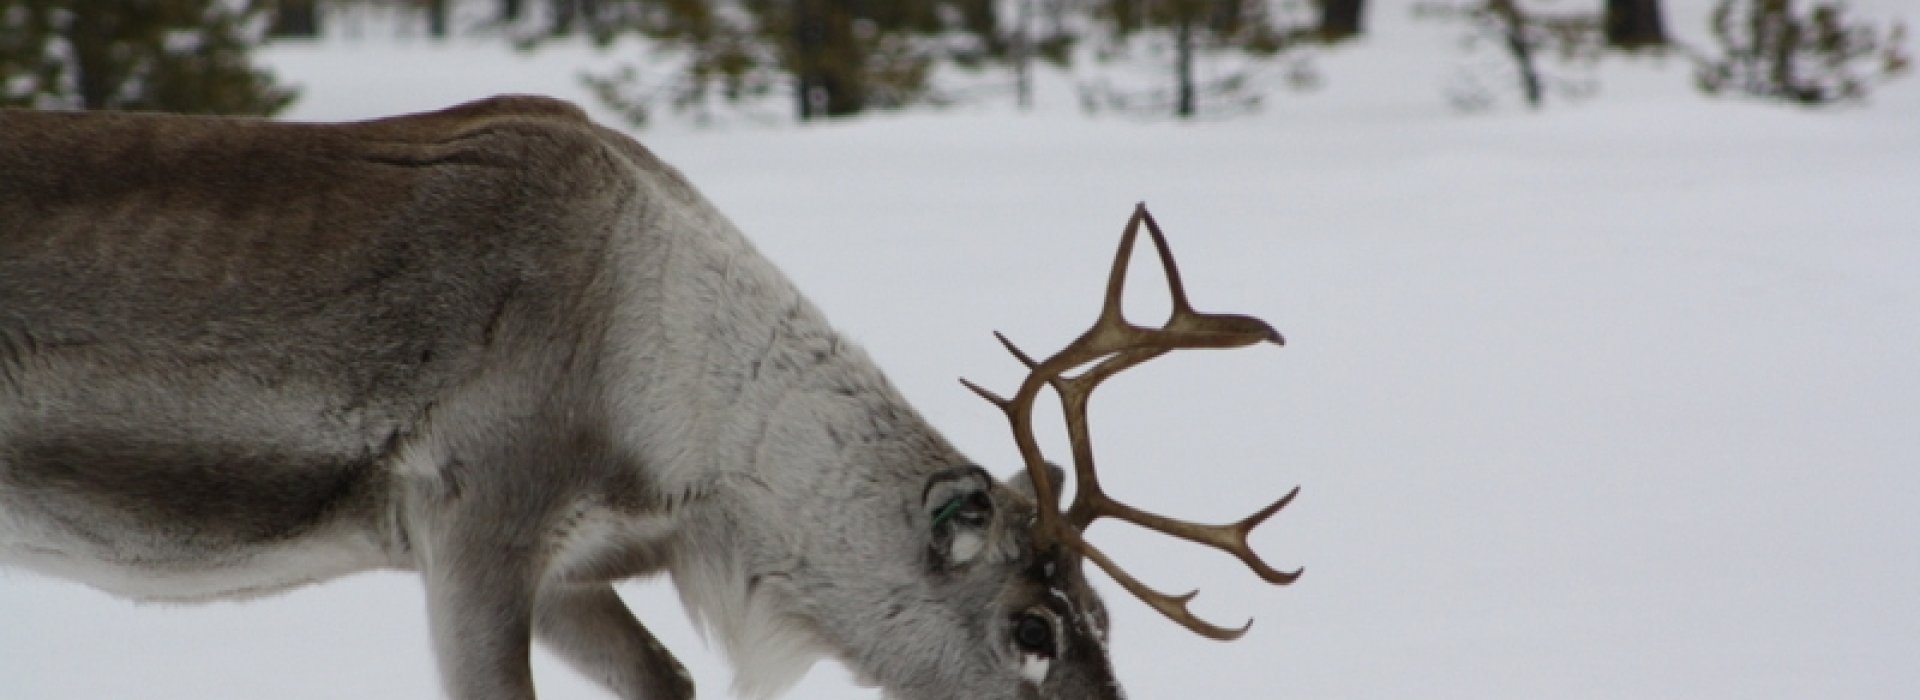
top-left (603, 202), bottom-right (964, 503)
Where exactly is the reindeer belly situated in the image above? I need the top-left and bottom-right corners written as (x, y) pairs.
top-left (0, 430), bottom-right (401, 602)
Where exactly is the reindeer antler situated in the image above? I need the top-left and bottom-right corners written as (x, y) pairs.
top-left (961, 203), bottom-right (1301, 641)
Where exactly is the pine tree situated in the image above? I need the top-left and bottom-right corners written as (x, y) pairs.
top-left (0, 0), bottom-right (296, 115)
top-left (1417, 0), bottom-right (1600, 111)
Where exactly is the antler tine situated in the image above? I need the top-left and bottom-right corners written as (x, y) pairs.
top-left (1063, 526), bottom-right (1254, 640)
top-left (1134, 204), bottom-right (1197, 318)
top-left (991, 330), bottom-right (1042, 370)
top-left (958, 377), bottom-right (1009, 409)
top-left (1096, 204), bottom-right (1149, 330)
top-left (1078, 483), bottom-right (1304, 584)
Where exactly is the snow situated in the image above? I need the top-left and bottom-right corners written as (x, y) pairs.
top-left (4, 1), bottom-right (1917, 698)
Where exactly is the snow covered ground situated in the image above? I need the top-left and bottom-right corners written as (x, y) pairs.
top-left (4, 1), bottom-right (1917, 698)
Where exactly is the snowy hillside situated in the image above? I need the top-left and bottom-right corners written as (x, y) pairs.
top-left (3, 1), bottom-right (1916, 698)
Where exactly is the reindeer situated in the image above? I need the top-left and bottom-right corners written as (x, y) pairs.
top-left (0, 96), bottom-right (1299, 699)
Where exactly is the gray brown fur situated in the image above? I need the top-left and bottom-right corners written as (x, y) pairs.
top-left (0, 97), bottom-right (1120, 699)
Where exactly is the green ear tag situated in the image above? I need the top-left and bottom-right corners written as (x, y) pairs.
top-left (931, 497), bottom-right (965, 529)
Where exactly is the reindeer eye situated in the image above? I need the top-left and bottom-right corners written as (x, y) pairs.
top-left (1012, 613), bottom-right (1054, 657)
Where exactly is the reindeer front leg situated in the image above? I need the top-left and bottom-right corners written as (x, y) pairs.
top-left (421, 525), bottom-right (540, 700)
top-left (535, 584), bottom-right (695, 700)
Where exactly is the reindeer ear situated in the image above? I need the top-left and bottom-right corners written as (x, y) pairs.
top-left (1006, 462), bottom-right (1065, 504)
top-left (922, 466), bottom-right (995, 569)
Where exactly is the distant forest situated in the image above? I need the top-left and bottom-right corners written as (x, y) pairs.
top-left (0, 0), bottom-right (1908, 121)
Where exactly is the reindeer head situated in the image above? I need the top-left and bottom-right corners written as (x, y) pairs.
top-left (898, 204), bottom-right (1302, 698)
top-left (905, 462), bottom-right (1117, 700)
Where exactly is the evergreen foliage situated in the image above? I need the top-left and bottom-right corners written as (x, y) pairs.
top-left (0, 0), bottom-right (297, 114)
top-left (1695, 0), bottom-right (1909, 105)
top-left (572, 0), bottom-right (1000, 125)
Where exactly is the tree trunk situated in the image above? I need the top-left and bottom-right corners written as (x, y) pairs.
top-left (1318, 0), bottom-right (1365, 41)
top-left (1490, 1), bottom-right (1541, 108)
top-left (1013, 0), bottom-right (1033, 109)
top-left (1507, 29), bottom-right (1541, 108)
top-left (500, 0), bottom-right (524, 23)
top-left (1174, 13), bottom-right (1195, 118)
top-left (1758, 0), bottom-right (1803, 101)
top-left (793, 0), bottom-right (824, 120)
top-left (1604, 0), bottom-right (1666, 48)
top-left (426, 0), bottom-right (450, 38)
